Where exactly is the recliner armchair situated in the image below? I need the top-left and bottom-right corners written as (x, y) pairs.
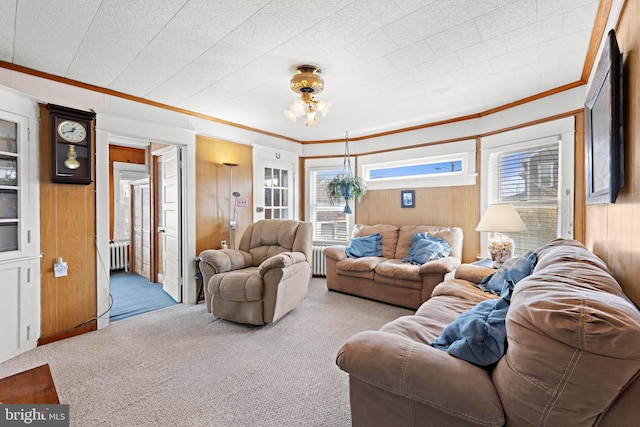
top-left (199, 219), bottom-right (313, 325)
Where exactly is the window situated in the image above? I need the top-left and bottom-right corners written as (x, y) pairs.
top-left (481, 118), bottom-right (575, 257)
top-left (367, 158), bottom-right (463, 180)
top-left (485, 136), bottom-right (565, 255)
top-left (309, 169), bottom-right (350, 244)
top-left (359, 139), bottom-right (477, 191)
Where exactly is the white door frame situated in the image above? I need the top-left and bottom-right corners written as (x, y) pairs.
top-left (95, 115), bottom-right (196, 330)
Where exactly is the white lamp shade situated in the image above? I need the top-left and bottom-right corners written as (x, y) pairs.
top-left (476, 203), bottom-right (528, 233)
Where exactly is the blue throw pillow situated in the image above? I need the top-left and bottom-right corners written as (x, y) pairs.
top-left (346, 233), bottom-right (382, 258)
top-left (432, 280), bottom-right (514, 367)
top-left (402, 233), bottom-right (451, 265)
top-left (479, 251), bottom-right (538, 294)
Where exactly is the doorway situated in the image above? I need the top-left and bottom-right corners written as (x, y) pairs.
top-left (96, 122), bottom-right (196, 330)
top-left (108, 144), bottom-right (181, 321)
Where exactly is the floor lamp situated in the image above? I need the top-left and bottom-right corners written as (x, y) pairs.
top-left (232, 191), bottom-right (241, 248)
top-left (223, 162), bottom-right (238, 249)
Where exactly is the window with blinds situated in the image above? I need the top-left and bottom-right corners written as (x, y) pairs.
top-left (487, 138), bottom-right (560, 255)
top-left (309, 169), bottom-right (349, 243)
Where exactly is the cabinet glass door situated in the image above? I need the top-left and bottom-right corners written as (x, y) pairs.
top-left (0, 119), bottom-right (18, 252)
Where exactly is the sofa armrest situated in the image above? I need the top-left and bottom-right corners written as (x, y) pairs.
top-left (258, 252), bottom-right (309, 278)
top-left (417, 256), bottom-right (460, 274)
top-left (454, 264), bottom-right (496, 284)
top-left (323, 245), bottom-right (347, 261)
top-left (199, 249), bottom-right (251, 277)
top-left (336, 331), bottom-right (504, 426)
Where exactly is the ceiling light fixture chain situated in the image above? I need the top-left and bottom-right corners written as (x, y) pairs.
top-left (284, 64), bottom-right (331, 126)
top-left (343, 131), bottom-right (352, 179)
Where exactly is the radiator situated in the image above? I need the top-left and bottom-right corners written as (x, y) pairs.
top-left (109, 241), bottom-right (130, 272)
top-left (312, 245), bottom-right (328, 277)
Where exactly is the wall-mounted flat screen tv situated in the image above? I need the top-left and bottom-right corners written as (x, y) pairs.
top-left (585, 29), bottom-right (624, 205)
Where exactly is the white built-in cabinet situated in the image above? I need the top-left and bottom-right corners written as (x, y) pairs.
top-left (0, 99), bottom-right (41, 363)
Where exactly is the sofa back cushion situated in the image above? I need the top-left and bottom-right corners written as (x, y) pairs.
top-left (493, 239), bottom-right (640, 426)
top-left (396, 226), bottom-right (463, 260)
top-left (352, 224), bottom-right (399, 259)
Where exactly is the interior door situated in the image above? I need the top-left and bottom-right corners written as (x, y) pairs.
top-left (112, 162), bottom-right (147, 243)
top-left (131, 180), bottom-right (150, 280)
top-left (159, 147), bottom-right (181, 302)
top-left (254, 160), bottom-right (294, 222)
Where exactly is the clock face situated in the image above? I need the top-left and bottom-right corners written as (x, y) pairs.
top-left (57, 120), bottom-right (87, 143)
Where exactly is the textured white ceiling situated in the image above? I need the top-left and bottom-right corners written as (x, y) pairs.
top-left (0, 0), bottom-right (601, 141)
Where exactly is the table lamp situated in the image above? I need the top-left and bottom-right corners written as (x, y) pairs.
top-left (476, 203), bottom-right (528, 267)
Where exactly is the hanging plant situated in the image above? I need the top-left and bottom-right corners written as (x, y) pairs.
top-left (325, 175), bottom-right (366, 214)
top-left (324, 131), bottom-right (366, 214)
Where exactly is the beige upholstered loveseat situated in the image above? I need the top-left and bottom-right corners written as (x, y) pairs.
top-left (199, 219), bottom-right (312, 325)
top-left (336, 239), bottom-right (640, 426)
top-left (324, 224), bottom-right (463, 309)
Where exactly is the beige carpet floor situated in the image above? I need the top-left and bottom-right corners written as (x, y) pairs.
top-left (0, 278), bottom-right (411, 427)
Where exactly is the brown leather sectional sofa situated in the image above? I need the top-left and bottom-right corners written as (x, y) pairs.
top-left (324, 224), bottom-right (463, 309)
top-left (336, 239), bottom-right (640, 426)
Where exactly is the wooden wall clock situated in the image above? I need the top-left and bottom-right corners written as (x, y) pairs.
top-left (46, 104), bottom-right (96, 184)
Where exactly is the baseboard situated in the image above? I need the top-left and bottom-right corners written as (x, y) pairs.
top-left (37, 320), bottom-right (97, 346)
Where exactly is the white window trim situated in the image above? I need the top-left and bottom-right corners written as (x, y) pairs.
top-left (359, 139), bottom-right (477, 190)
top-left (479, 118), bottom-right (575, 258)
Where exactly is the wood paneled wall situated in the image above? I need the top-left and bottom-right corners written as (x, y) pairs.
top-left (356, 185), bottom-right (480, 263)
top-left (108, 145), bottom-right (146, 240)
top-left (585, 0), bottom-right (640, 307)
top-left (39, 104), bottom-right (97, 342)
top-left (195, 136), bottom-right (253, 256)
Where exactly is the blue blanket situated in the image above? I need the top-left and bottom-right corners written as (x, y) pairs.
top-left (431, 280), bottom-right (514, 366)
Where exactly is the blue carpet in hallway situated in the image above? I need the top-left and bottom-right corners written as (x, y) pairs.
top-left (110, 271), bottom-right (177, 321)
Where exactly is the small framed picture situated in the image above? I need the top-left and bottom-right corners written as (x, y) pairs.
top-left (401, 190), bottom-right (415, 208)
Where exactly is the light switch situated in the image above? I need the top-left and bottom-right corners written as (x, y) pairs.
top-left (237, 197), bottom-right (248, 207)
